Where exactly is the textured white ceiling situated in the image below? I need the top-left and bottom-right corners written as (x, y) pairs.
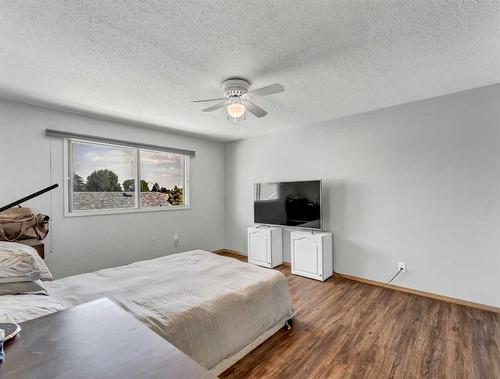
top-left (1, 1), bottom-right (499, 141)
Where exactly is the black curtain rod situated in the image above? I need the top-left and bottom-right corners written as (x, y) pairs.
top-left (0, 184), bottom-right (59, 213)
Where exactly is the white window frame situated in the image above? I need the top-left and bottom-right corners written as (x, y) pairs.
top-left (63, 138), bottom-right (191, 217)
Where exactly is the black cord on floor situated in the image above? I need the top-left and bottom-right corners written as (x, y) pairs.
top-left (384, 268), bottom-right (403, 286)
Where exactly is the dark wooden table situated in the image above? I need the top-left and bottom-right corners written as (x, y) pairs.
top-left (0, 298), bottom-right (214, 379)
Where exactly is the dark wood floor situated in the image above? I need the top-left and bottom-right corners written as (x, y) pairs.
top-left (218, 252), bottom-right (500, 379)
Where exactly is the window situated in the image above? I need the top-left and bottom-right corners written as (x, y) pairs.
top-left (255, 183), bottom-right (279, 201)
top-left (66, 139), bottom-right (190, 215)
top-left (140, 150), bottom-right (185, 208)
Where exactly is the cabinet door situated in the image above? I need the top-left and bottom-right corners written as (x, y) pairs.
top-left (292, 236), bottom-right (322, 278)
top-left (248, 231), bottom-right (270, 265)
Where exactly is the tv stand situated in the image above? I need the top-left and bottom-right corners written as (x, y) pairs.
top-left (247, 225), bottom-right (283, 268)
top-left (291, 230), bottom-right (332, 281)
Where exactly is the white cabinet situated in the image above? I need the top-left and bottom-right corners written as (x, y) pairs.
top-left (247, 226), bottom-right (283, 268)
top-left (291, 231), bottom-right (332, 281)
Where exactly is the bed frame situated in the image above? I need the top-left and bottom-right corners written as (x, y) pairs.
top-left (211, 317), bottom-right (294, 376)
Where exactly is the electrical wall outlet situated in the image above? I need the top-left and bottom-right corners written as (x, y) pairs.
top-left (150, 237), bottom-right (157, 246)
top-left (173, 234), bottom-right (180, 248)
top-left (398, 261), bottom-right (406, 272)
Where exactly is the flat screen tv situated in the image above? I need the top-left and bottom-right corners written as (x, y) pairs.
top-left (254, 180), bottom-right (322, 229)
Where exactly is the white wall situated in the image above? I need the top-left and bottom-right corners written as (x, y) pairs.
top-left (1, 85), bottom-right (498, 307)
top-left (225, 84), bottom-right (500, 307)
top-left (0, 99), bottom-right (225, 278)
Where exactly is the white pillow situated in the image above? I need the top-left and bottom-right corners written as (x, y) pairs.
top-left (0, 241), bottom-right (52, 281)
top-left (0, 275), bottom-right (40, 284)
top-left (0, 250), bottom-right (40, 283)
top-left (0, 280), bottom-right (47, 296)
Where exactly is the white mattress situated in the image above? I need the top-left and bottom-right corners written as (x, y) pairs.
top-left (1, 250), bottom-right (293, 370)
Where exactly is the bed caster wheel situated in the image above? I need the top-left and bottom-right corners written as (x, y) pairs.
top-left (284, 319), bottom-right (293, 330)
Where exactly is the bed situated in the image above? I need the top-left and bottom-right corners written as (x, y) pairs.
top-left (0, 250), bottom-right (294, 375)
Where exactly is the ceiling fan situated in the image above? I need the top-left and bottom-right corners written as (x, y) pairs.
top-left (192, 78), bottom-right (284, 122)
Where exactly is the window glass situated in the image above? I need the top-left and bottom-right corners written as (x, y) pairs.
top-left (68, 140), bottom-right (188, 214)
top-left (71, 141), bottom-right (137, 211)
top-left (139, 150), bottom-right (185, 208)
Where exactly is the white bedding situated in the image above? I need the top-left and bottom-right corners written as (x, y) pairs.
top-left (1, 250), bottom-right (293, 370)
top-left (0, 294), bottom-right (64, 323)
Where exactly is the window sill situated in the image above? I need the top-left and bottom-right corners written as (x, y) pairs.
top-left (64, 206), bottom-right (191, 218)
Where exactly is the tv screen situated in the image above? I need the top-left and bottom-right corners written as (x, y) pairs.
top-left (254, 180), bottom-right (321, 229)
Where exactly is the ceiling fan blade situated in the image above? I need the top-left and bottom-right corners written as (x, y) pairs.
top-left (192, 97), bottom-right (226, 103)
top-left (246, 101), bottom-right (268, 118)
top-left (202, 102), bottom-right (226, 112)
top-left (248, 83), bottom-right (284, 97)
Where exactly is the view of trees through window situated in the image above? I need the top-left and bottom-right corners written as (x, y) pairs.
top-left (140, 150), bottom-right (184, 208)
top-left (70, 140), bottom-right (186, 212)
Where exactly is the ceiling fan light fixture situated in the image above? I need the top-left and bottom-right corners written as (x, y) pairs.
top-left (226, 102), bottom-right (246, 119)
top-left (193, 78), bottom-right (283, 122)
